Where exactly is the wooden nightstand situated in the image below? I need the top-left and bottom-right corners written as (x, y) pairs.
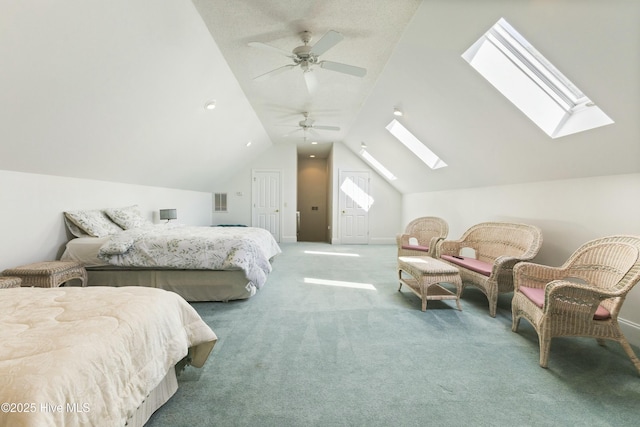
top-left (2, 261), bottom-right (87, 288)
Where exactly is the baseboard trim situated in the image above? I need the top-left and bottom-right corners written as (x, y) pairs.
top-left (369, 237), bottom-right (396, 245)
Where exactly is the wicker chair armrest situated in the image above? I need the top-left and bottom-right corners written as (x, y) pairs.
top-left (514, 262), bottom-right (566, 291)
top-left (438, 240), bottom-right (464, 256)
top-left (396, 234), bottom-right (411, 247)
top-left (429, 236), bottom-right (445, 257)
top-left (544, 279), bottom-right (624, 316)
top-left (489, 255), bottom-right (523, 278)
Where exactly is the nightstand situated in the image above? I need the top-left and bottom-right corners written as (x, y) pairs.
top-left (0, 276), bottom-right (22, 289)
top-left (2, 261), bottom-right (87, 288)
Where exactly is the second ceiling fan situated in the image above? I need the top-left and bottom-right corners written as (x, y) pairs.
top-left (249, 30), bottom-right (367, 94)
top-left (283, 112), bottom-right (341, 138)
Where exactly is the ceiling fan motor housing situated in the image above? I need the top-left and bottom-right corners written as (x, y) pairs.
top-left (292, 45), bottom-right (317, 65)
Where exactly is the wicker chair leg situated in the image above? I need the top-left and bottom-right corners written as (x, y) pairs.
top-left (488, 294), bottom-right (498, 318)
top-left (539, 334), bottom-right (551, 368)
top-left (618, 339), bottom-right (640, 376)
top-left (511, 313), bottom-right (520, 332)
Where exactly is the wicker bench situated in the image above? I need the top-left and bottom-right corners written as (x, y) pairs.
top-left (439, 222), bottom-right (543, 317)
top-left (2, 261), bottom-right (87, 288)
top-left (398, 256), bottom-right (462, 311)
top-left (0, 276), bottom-right (22, 289)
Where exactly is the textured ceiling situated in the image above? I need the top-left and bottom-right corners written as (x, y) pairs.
top-left (1, 0), bottom-right (638, 196)
top-left (192, 0), bottom-right (421, 158)
top-left (194, 0), bottom-right (640, 194)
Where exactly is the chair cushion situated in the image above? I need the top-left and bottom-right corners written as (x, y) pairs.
top-left (519, 286), bottom-right (611, 320)
top-left (441, 255), bottom-right (492, 277)
top-left (401, 244), bottom-right (429, 252)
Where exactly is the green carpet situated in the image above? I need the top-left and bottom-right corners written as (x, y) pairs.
top-left (147, 242), bottom-right (640, 426)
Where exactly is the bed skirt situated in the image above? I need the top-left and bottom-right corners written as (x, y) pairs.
top-left (125, 366), bottom-right (178, 427)
top-left (86, 268), bottom-right (256, 302)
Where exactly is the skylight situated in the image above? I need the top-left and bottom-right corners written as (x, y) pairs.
top-left (462, 18), bottom-right (613, 139)
top-left (359, 149), bottom-right (397, 181)
top-left (385, 120), bottom-right (447, 169)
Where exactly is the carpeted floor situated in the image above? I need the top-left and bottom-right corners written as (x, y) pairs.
top-left (147, 242), bottom-right (640, 426)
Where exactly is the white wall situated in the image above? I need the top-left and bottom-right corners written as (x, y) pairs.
top-left (332, 143), bottom-right (402, 244)
top-left (0, 0), bottom-right (272, 193)
top-left (0, 169), bottom-right (212, 271)
top-left (210, 141), bottom-right (403, 245)
top-left (211, 142), bottom-right (298, 242)
top-left (403, 172), bottom-right (640, 345)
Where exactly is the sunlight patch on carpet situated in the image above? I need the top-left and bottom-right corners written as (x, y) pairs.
top-left (304, 250), bottom-right (360, 257)
top-left (303, 277), bottom-right (376, 291)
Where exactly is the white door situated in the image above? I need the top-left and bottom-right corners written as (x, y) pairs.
top-left (338, 171), bottom-right (370, 244)
top-left (252, 170), bottom-right (281, 242)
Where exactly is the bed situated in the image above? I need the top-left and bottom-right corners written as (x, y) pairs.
top-left (0, 286), bottom-right (217, 427)
top-left (59, 206), bottom-right (282, 302)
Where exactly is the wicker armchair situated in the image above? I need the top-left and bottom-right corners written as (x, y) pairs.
top-left (396, 217), bottom-right (448, 258)
top-left (512, 235), bottom-right (640, 374)
top-left (439, 222), bottom-right (543, 317)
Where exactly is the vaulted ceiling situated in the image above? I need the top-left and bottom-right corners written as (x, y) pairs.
top-left (1, 0), bottom-right (639, 195)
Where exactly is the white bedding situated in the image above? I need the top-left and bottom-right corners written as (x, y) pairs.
top-left (61, 236), bottom-right (110, 267)
top-left (94, 225), bottom-right (281, 289)
top-left (0, 286), bottom-right (217, 427)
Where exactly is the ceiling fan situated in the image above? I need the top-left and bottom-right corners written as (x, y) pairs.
top-left (249, 30), bottom-right (367, 93)
top-left (283, 112), bottom-right (341, 138)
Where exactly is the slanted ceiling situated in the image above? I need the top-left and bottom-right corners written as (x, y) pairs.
top-left (1, 0), bottom-right (639, 195)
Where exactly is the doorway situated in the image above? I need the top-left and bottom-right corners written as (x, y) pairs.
top-left (297, 157), bottom-right (329, 242)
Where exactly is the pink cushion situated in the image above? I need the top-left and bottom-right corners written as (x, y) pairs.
top-left (519, 286), bottom-right (610, 320)
top-left (441, 255), bottom-right (492, 277)
top-left (402, 244), bottom-right (429, 252)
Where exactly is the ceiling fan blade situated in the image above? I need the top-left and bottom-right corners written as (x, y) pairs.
top-left (282, 128), bottom-right (303, 137)
top-left (320, 60), bottom-right (367, 78)
top-left (254, 64), bottom-right (296, 81)
top-left (313, 125), bottom-right (341, 131)
top-left (248, 41), bottom-right (294, 58)
top-left (309, 30), bottom-right (344, 56)
top-left (303, 70), bottom-right (318, 95)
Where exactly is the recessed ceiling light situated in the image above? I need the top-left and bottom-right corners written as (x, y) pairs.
top-left (393, 107), bottom-right (403, 117)
top-left (246, 141), bottom-right (252, 147)
top-left (205, 100), bottom-right (216, 110)
top-left (310, 155), bottom-right (316, 158)
top-left (311, 141), bottom-right (318, 145)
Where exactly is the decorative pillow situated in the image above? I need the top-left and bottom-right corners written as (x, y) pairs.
top-left (64, 209), bottom-right (123, 238)
top-left (64, 216), bottom-right (91, 238)
top-left (104, 205), bottom-right (151, 230)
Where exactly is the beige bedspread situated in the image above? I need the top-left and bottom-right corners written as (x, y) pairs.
top-left (0, 286), bottom-right (217, 427)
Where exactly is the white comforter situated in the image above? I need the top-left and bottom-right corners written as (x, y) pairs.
top-left (0, 286), bottom-right (217, 427)
top-left (98, 225), bottom-right (281, 289)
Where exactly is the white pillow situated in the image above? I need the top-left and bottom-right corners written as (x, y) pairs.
top-left (64, 210), bottom-right (122, 238)
top-left (104, 205), bottom-right (151, 230)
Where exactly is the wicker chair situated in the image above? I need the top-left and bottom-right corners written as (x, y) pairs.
top-left (439, 222), bottom-right (543, 317)
top-left (511, 235), bottom-right (640, 374)
top-left (396, 217), bottom-right (449, 258)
